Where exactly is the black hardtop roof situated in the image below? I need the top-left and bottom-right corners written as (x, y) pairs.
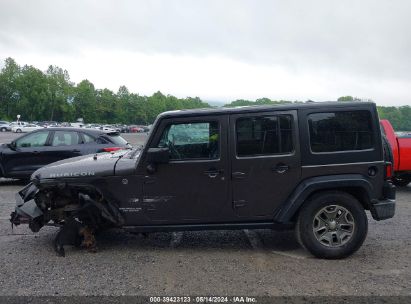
top-left (158, 101), bottom-right (376, 119)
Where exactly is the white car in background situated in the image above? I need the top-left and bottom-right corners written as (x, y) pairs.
top-left (0, 120), bottom-right (11, 132)
top-left (9, 121), bottom-right (27, 128)
top-left (100, 125), bottom-right (117, 133)
top-left (12, 123), bottom-right (44, 133)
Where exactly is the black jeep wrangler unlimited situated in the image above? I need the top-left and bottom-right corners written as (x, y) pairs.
top-left (10, 102), bottom-right (395, 258)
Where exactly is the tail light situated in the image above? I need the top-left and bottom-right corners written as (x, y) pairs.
top-left (102, 147), bottom-right (123, 152)
top-left (385, 162), bottom-right (393, 180)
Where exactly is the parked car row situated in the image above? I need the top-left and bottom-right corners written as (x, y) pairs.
top-left (0, 121), bottom-right (152, 133)
top-left (1, 121), bottom-right (53, 133)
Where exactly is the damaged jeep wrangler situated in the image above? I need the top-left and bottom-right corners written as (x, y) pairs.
top-left (10, 102), bottom-right (396, 258)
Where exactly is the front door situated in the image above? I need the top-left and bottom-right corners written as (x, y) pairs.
top-left (4, 130), bottom-right (52, 176)
top-left (230, 110), bottom-right (301, 219)
top-left (141, 115), bottom-right (230, 224)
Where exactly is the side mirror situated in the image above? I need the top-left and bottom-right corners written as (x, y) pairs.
top-left (146, 147), bottom-right (170, 164)
top-left (8, 141), bottom-right (16, 150)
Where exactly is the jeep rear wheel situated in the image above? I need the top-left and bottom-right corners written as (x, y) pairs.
top-left (296, 191), bottom-right (368, 259)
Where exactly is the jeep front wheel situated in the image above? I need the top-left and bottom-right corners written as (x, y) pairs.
top-left (296, 191), bottom-right (368, 259)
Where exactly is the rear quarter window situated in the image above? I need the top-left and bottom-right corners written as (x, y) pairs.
top-left (99, 134), bottom-right (128, 145)
top-left (308, 111), bottom-right (374, 153)
top-left (81, 133), bottom-right (96, 144)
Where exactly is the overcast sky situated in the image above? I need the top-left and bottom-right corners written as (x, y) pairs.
top-left (0, 0), bottom-right (410, 106)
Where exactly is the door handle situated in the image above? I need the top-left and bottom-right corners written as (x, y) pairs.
top-left (72, 149), bottom-right (81, 152)
top-left (32, 151), bottom-right (40, 154)
top-left (232, 171), bottom-right (246, 179)
top-left (273, 164), bottom-right (289, 174)
top-left (204, 169), bottom-right (223, 178)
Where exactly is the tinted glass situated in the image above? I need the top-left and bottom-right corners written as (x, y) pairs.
top-left (82, 133), bottom-right (96, 144)
top-left (104, 134), bottom-right (128, 145)
top-left (52, 131), bottom-right (80, 146)
top-left (236, 115), bottom-right (293, 157)
top-left (308, 111), bottom-right (374, 152)
top-left (16, 131), bottom-right (49, 148)
top-left (96, 137), bottom-right (108, 144)
top-left (158, 121), bottom-right (219, 160)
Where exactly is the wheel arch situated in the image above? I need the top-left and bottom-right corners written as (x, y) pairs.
top-left (33, 180), bottom-right (125, 227)
top-left (274, 174), bottom-right (373, 224)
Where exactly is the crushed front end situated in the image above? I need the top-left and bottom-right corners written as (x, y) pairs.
top-left (10, 180), bottom-right (125, 256)
top-left (10, 183), bottom-right (43, 231)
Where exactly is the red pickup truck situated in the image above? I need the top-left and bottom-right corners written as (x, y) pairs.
top-left (380, 119), bottom-right (411, 186)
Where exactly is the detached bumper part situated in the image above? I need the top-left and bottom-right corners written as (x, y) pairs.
top-left (10, 199), bottom-right (44, 231)
top-left (16, 199), bottom-right (43, 218)
top-left (10, 183), bottom-right (44, 231)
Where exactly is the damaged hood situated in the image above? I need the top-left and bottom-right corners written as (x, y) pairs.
top-left (32, 150), bottom-right (130, 180)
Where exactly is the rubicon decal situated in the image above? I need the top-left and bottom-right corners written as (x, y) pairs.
top-left (49, 172), bottom-right (96, 178)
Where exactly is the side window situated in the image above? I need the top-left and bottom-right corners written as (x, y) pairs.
top-left (308, 111), bottom-right (374, 153)
top-left (236, 115), bottom-right (293, 157)
top-left (82, 133), bottom-right (96, 144)
top-left (52, 131), bottom-right (80, 146)
top-left (16, 131), bottom-right (49, 148)
top-left (158, 121), bottom-right (219, 160)
top-left (96, 136), bottom-right (109, 144)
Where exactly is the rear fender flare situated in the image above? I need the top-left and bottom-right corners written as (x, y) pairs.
top-left (273, 174), bottom-right (373, 223)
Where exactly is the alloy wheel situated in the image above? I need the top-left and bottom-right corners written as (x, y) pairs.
top-left (312, 205), bottom-right (355, 247)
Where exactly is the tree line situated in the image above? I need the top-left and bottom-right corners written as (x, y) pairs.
top-left (1, 57), bottom-right (410, 130)
top-left (0, 58), bottom-right (209, 125)
top-left (223, 97), bottom-right (411, 131)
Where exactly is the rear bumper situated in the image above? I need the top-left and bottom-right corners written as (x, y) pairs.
top-left (370, 199), bottom-right (395, 220)
top-left (370, 181), bottom-right (396, 221)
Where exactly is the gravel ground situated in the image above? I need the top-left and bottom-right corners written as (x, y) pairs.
top-left (0, 132), bottom-right (410, 296)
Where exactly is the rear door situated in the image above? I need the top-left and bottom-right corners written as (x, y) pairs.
top-left (230, 110), bottom-right (301, 219)
top-left (46, 130), bottom-right (83, 163)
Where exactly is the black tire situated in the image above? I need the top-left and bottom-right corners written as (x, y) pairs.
top-left (392, 177), bottom-right (410, 187)
top-left (16, 129), bottom-right (22, 133)
top-left (296, 191), bottom-right (368, 259)
top-left (1, 127), bottom-right (6, 132)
